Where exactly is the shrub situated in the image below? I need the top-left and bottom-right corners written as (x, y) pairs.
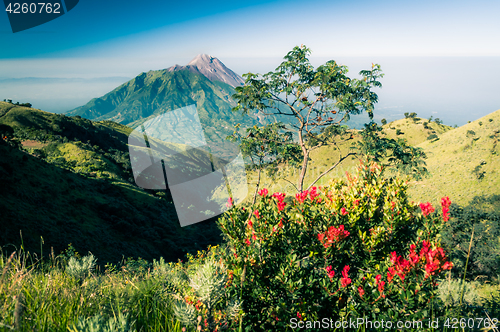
top-left (438, 279), bottom-right (481, 307)
top-left (66, 253), bottom-right (96, 281)
top-left (427, 134), bottom-right (438, 141)
top-left (166, 247), bottom-right (242, 331)
top-left (396, 129), bottom-right (403, 135)
top-left (472, 165), bottom-right (486, 180)
top-left (218, 162), bottom-right (452, 331)
top-left (68, 313), bottom-right (135, 332)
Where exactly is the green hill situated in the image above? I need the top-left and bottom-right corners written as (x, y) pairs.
top-left (408, 109), bottom-right (500, 206)
top-left (0, 102), bottom-right (222, 263)
top-left (381, 116), bottom-right (453, 146)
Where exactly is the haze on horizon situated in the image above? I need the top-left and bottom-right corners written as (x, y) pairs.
top-left (0, 0), bottom-right (499, 125)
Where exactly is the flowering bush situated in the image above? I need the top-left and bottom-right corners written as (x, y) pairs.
top-left (218, 161), bottom-right (452, 331)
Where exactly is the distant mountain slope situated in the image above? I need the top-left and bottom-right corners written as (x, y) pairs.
top-left (408, 109), bottom-right (500, 206)
top-left (0, 102), bottom-right (222, 263)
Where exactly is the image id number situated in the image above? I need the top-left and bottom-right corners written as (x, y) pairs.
top-left (6, 3), bottom-right (61, 14)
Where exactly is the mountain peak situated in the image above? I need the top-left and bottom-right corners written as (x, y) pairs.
top-left (168, 54), bottom-right (244, 88)
top-left (187, 54), bottom-right (217, 66)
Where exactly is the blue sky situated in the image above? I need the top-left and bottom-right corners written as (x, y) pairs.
top-left (0, 0), bottom-right (499, 124)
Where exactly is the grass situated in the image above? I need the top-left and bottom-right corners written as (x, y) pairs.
top-left (0, 247), bottom-right (190, 332)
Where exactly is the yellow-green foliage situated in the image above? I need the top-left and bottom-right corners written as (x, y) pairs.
top-left (55, 142), bottom-right (122, 178)
top-left (409, 109), bottom-right (500, 206)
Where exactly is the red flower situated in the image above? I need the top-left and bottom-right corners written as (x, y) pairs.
top-left (245, 239), bottom-right (251, 245)
top-left (342, 265), bottom-right (350, 278)
top-left (297, 312), bottom-right (302, 319)
top-left (375, 274), bottom-right (382, 283)
top-left (442, 261), bottom-right (453, 270)
top-left (326, 266), bottom-right (335, 278)
top-left (358, 286), bottom-right (365, 298)
top-left (377, 280), bottom-right (385, 293)
top-left (441, 196), bottom-right (451, 209)
top-left (277, 201), bottom-right (286, 212)
top-left (441, 196), bottom-right (452, 221)
top-left (420, 202), bottom-right (435, 217)
top-left (318, 225), bottom-right (350, 248)
top-left (340, 207), bottom-right (348, 215)
top-left (309, 187), bottom-right (319, 200)
top-left (258, 188), bottom-right (268, 197)
top-left (226, 197), bottom-right (233, 208)
top-left (340, 265), bottom-right (351, 287)
top-left (341, 277), bottom-right (351, 288)
top-left (272, 192), bottom-right (286, 203)
top-left (247, 220), bottom-right (253, 228)
top-left (387, 267), bottom-right (395, 283)
top-left (353, 199), bottom-right (360, 206)
top-left (295, 191), bottom-right (309, 204)
top-left (253, 210), bottom-right (260, 219)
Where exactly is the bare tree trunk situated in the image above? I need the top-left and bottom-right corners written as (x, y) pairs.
top-left (297, 128), bottom-right (309, 192)
top-left (252, 167), bottom-right (262, 205)
top-left (306, 152), bottom-right (356, 190)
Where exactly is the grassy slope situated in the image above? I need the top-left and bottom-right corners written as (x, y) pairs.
top-left (0, 102), bottom-right (222, 263)
top-left (408, 109), bottom-right (500, 206)
top-left (381, 117), bottom-right (453, 146)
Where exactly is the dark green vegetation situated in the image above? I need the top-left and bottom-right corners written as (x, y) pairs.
top-left (442, 195), bottom-right (500, 281)
top-left (0, 102), bottom-right (222, 264)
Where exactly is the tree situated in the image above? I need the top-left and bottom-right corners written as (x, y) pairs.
top-left (232, 45), bottom-right (427, 192)
top-left (381, 118), bottom-right (387, 125)
top-left (232, 45), bottom-right (384, 192)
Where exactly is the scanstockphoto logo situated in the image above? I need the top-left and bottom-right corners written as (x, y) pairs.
top-left (3, 0), bottom-right (79, 33)
top-left (128, 105), bottom-right (248, 227)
